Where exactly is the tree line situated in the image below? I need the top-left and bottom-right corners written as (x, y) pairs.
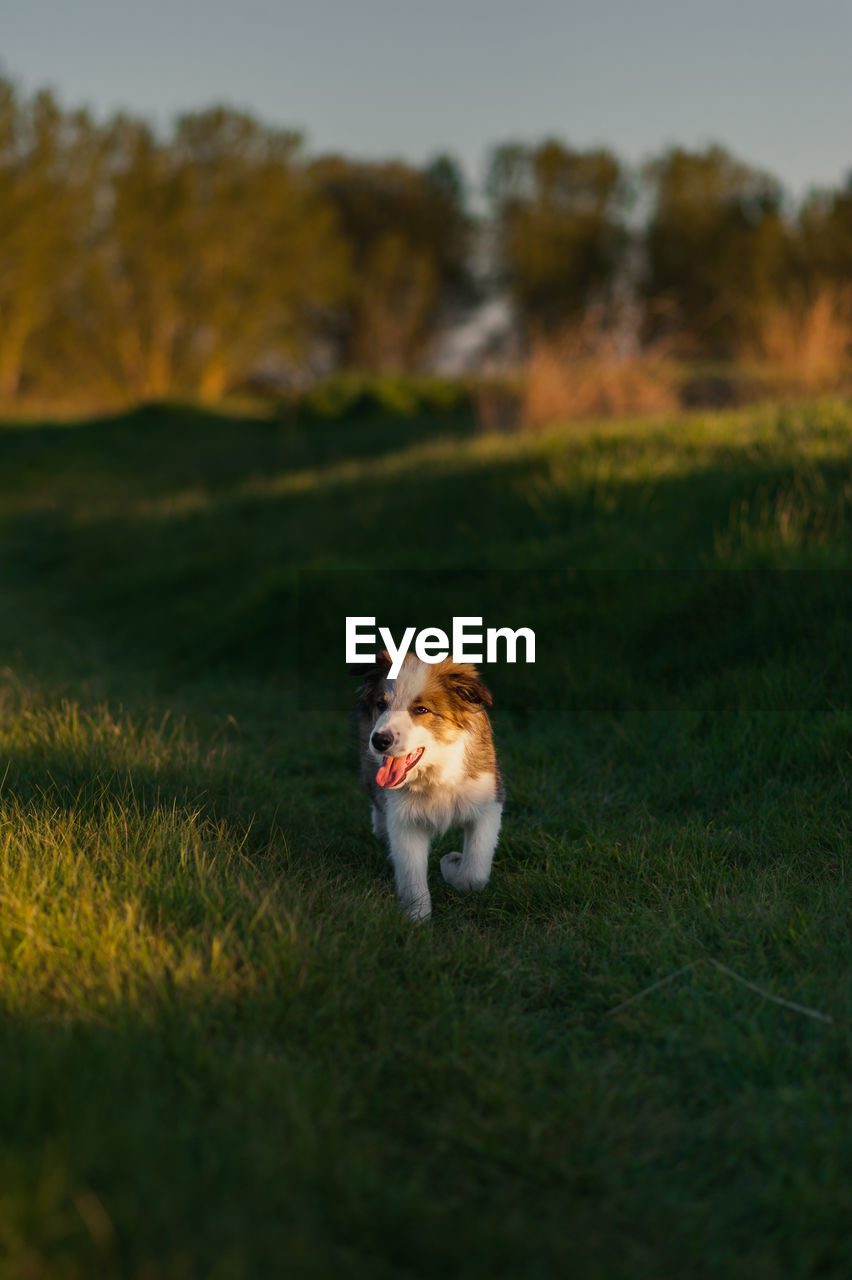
top-left (1, 75), bottom-right (850, 401)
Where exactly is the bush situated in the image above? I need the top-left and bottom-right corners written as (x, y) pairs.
top-left (520, 315), bottom-right (679, 427)
top-left (296, 373), bottom-right (472, 421)
top-left (745, 288), bottom-right (852, 394)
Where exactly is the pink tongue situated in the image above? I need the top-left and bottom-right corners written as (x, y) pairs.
top-left (376, 754), bottom-right (411, 788)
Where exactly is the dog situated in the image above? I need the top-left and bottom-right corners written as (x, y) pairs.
top-left (358, 651), bottom-right (503, 920)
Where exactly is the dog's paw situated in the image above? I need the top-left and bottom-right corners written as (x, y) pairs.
top-left (440, 851), bottom-right (489, 893)
top-left (403, 897), bottom-right (432, 923)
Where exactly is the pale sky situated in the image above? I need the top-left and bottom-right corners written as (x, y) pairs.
top-left (3, 0), bottom-right (851, 202)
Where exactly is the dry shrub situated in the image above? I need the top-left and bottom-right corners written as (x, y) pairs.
top-left (747, 288), bottom-right (852, 393)
top-left (521, 313), bottom-right (679, 428)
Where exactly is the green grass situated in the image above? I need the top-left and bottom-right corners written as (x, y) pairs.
top-left (0, 397), bottom-right (850, 1278)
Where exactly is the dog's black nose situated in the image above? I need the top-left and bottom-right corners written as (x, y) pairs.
top-left (371, 729), bottom-right (394, 752)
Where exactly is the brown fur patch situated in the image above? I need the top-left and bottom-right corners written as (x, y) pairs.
top-left (462, 711), bottom-right (498, 781)
top-left (422, 661), bottom-right (501, 793)
top-left (422, 660), bottom-right (493, 728)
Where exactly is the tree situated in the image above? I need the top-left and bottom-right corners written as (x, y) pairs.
top-left (487, 139), bottom-right (630, 337)
top-left (74, 108), bottom-right (349, 400)
top-left (793, 174), bottom-right (852, 293)
top-left (312, 154), bottom-right (471, 371)
top-left (0, 79), bottom-right (100, 398)
top-left (72, 116), bottom-right (190, 399)
top-left (173, 108), bottom-right (349, 399)
top-left (641, 145), bottom-right (789, 355)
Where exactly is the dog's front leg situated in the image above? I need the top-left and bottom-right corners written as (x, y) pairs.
top-left (441, 801), bottom-right (502, 894)
top-left (386, 816), bottom-right (432, 921)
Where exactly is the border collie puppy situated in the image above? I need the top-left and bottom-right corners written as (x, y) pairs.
top-left (358, 651), bottom-right (503, 920)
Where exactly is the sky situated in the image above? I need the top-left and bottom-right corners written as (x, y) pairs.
top-left (3, 0), bottom-right (851, 204)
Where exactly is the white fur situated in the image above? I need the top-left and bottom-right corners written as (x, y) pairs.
top-left (366, 658), bottom-right (502, 921)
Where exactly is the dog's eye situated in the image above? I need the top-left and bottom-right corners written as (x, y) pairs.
top-left (376, 697), bottom-right (389, 711)
top-left (411, 705), bottom-right (430, 716)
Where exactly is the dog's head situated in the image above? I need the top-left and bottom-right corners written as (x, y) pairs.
top-left (358, 652), bottom-right (492, 789)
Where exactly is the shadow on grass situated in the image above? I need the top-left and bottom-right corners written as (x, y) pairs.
top-left (2, 473), bottom-right (848, 709)
top-left (0, 401), bottom-right (477, 508)
top-left (0, 402), bottom-right (849, 860)
top-left (0, 401), bottom-right (849, 865)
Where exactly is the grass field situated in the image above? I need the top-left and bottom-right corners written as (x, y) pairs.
top-left (0, 397), bottom-right (850, 1279)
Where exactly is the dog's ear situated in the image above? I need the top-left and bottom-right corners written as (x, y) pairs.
top-left (446, 665), bottom-right (493, 709)
top-left (354, 649), bottom-right (392, 703)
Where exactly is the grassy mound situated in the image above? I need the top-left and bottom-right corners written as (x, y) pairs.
top-left (0, 397), bottom-right (849, 1277)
